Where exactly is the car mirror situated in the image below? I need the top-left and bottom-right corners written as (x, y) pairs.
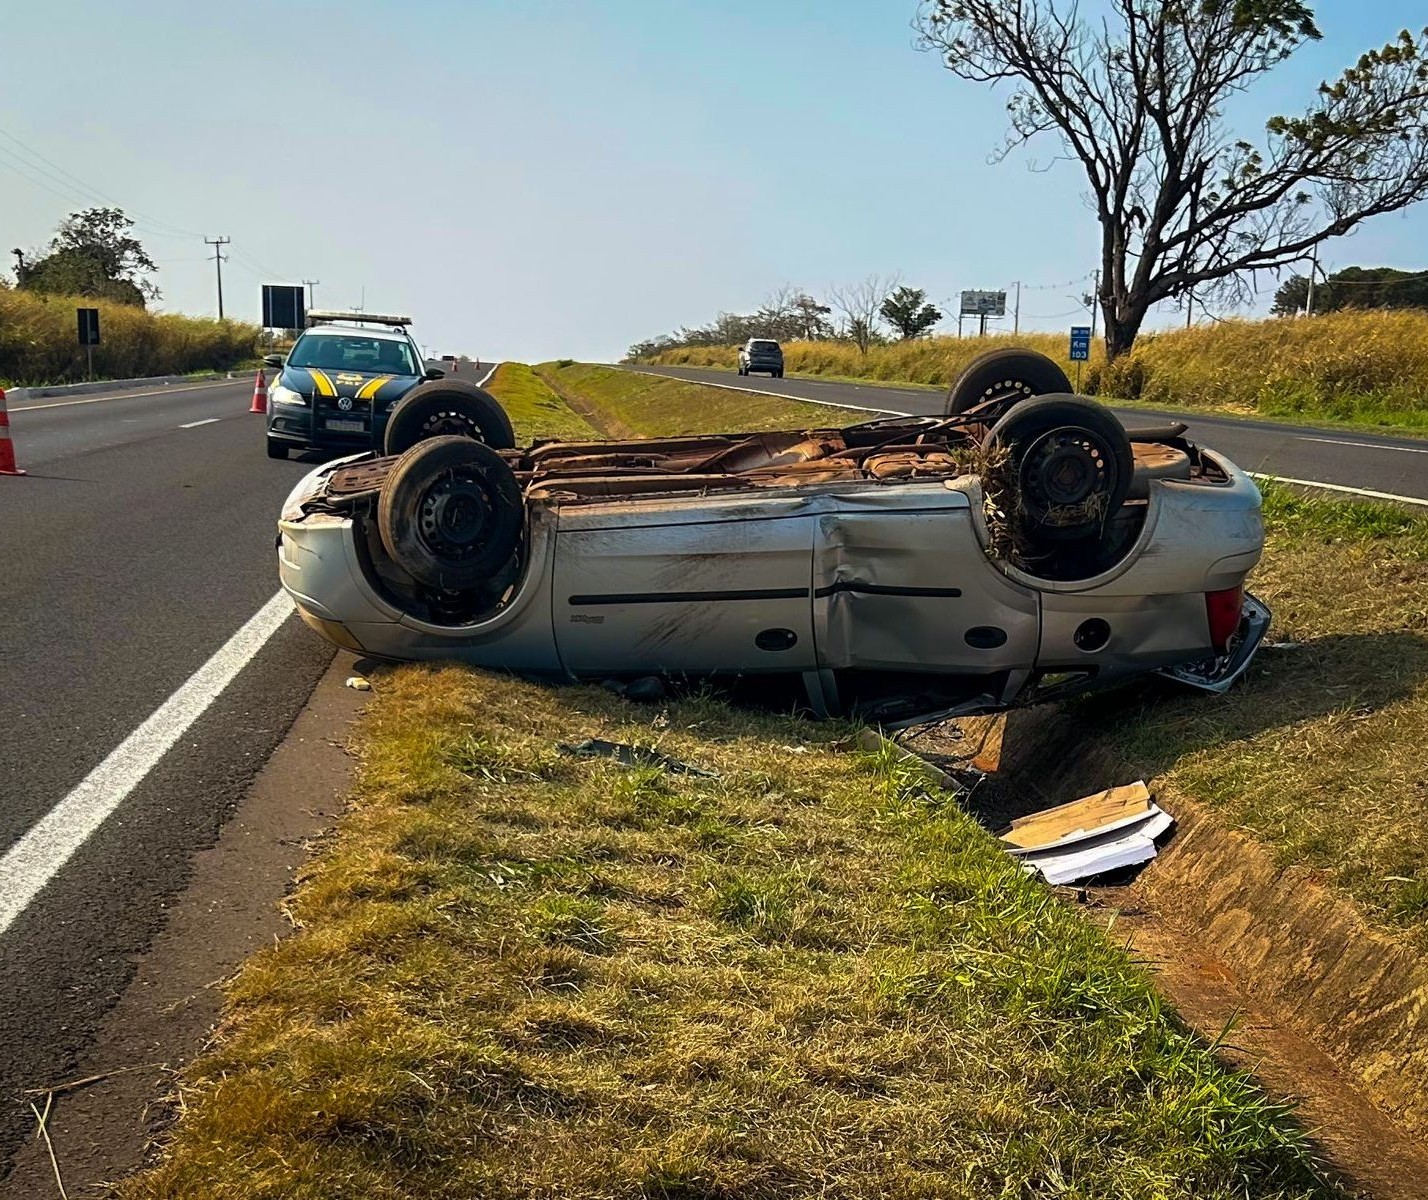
top-left (424, 367), bottom-right (446, 380)
top-left (263, 353), bottom-right (286, 369)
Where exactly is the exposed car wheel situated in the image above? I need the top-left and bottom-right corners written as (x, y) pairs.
top-left (987, 394), bottom-right (1132, 543)
top-left (382, 379), bottom-right (516, 456)
top-left (266, 439), bottom-right (289, 460)
top-left (945, 349), bottom-right (1073, 418)
top-left (377, 436), bottom-right (524, 591)
top-left (775, 369), bottom-right (785, 378)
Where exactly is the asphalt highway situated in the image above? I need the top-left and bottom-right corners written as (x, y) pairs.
top-left (0, 366), bottom-right (480, 1175)
top-left (630, 364), bottom-right (1428, 504)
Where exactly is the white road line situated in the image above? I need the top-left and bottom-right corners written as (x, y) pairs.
top-left (620, 367), bottom-right (911, 416)
top-left (11, 379), bottom-right (244, 412)
top-left (1295, 435), bottom-right (1428, 455)
top-left (0, 591), bottom-right (295, 937)
top-left (1251, 473), bottom-right (1428, 508)
top-left (178, 417), bottom-right (221, 429)
top-left (475, 361), bottom-right (499, 387)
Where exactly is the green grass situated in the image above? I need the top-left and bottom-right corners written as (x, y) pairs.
top-left (483, 361), bottom-right (599, 441)
top-left (120, 670), bottom-right (1341, 1200)
top-left (537, 361), bottom-right (872, 437)
top-left (1061, 482), bottom-right (1428, 942)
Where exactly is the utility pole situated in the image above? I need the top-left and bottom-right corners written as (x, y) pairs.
top-left (302, 279), bottom-right (320, 310)
top-left (1185, 288), bottom-right (1193, 329)
top-left (1305, 243), bottom-right (1319, 316)
top-left (1089, 268), bottom-right (1100, 340)
top-left (205, 236), bottom-right (231, 320)
top-left (1013, 281), bottom-right (1021, 334)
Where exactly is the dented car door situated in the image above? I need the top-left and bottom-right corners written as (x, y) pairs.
top-left (812, 489), bottom-right (1039, 675)
top-left (552, 494), bottom-right (819, 676)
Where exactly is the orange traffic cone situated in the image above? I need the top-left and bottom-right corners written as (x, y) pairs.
top-left (453, 359), bottom-right (460, 374)
top-left (250, 369), bottom-right (268, 414)
top-left (0, 388), bottom-right (25, 476)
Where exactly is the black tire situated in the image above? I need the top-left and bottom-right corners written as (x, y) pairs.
top-left (945, 349), bottom-right (1072, 417)
top-left (266, 438), bottom-right (289, 460)
top-left (775, 368), bottom-right (785, 378)
top-left (377, 436), bottom-right (524, 590)
top-left (987, 394), bottom-right (1132, 541)
top-left (382, 379), bottom-right (516, 456)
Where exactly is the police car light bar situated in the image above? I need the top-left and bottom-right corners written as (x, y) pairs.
top-left (306, 309), bottom-right (413, 327)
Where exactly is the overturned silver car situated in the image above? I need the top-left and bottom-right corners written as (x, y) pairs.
top-left (277, 356), bottom-right (1269, 725)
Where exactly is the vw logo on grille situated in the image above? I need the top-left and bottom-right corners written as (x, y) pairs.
top-left (337, 397), bottom-right (354, 411)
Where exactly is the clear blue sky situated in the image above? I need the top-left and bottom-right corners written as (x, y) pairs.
top-left (3, 1), bottom-right (1425, 361)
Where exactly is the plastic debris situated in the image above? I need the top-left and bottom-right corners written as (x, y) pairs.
top-left (345, 676), bottom-right (372, 691)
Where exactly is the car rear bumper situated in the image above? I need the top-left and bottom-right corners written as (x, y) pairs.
top-left (1157, 592), bottom-right (1272, 693)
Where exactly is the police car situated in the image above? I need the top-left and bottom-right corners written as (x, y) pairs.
top-left (264, 311), bottom-right (512, 459)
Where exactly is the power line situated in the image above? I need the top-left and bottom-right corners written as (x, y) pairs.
top-left (0, 124), bottom-right (204, 240)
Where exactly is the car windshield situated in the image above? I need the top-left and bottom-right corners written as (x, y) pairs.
top-left (288, 334), bottom-right (419, 376)
top-left (750, 340), bottom-right (780, 351)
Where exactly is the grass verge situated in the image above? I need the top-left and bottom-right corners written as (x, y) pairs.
top-left (537, 362), bottom-right (873, 436)
top-left (120, 671), bottom-right (1341, 1199)
top-left (483, 361), bottom-right (600, 441)
top-left (1063, 483), bottom-right (1428, 944)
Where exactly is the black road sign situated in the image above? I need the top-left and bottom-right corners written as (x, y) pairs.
top-left (77, 307), bottom-right (101, 346)
top-left (262, 284), bottom-right (305, 330)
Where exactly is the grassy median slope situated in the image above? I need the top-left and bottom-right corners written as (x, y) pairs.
top-left (643, 310), bottom-right (1428, 433)
top-left (484, 361), bottom-right (600, 441)
top-left (121, 367), bottom-right (1350, 1199)
top-left (537, 361), bottom-right (872, 436)
top-left (123, 673), bottom-right (1336, 1200)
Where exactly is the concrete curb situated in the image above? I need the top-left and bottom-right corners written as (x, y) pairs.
top-left (3, 371), bottom-right (243, 404)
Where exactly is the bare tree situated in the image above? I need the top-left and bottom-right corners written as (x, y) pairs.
top-left (916, 2), bottom-right (1428, 358)
top-left (829, 273), bottom-right (901, 353)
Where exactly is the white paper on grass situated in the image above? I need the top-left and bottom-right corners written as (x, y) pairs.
top-left (1020, 811), bottom-right (1175, 885)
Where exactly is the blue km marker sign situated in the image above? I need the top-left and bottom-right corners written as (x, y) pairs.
top-left (1069, 325), bottom-right (1092, 362)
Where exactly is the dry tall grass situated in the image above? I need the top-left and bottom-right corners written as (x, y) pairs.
top-left (641, 311), bottom-right (1428, 430)
top-left (0, 287), bottom-right (258, 385)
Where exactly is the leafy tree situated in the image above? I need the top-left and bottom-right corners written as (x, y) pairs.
top-left (917, 2), bottom-right (1428, 358)
top-left (790, 293), bottom-right (835, 340)
top-left (1321, 265), bottom-right (1428, 311)
top-left (1271, 273), bottom-right (1313, 315)
top-left (880, 286), bottom-right (944, 339)
top-left (21, 207), bottom-right (159, 306)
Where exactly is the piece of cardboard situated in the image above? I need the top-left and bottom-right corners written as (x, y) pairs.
top-left (1000, 781), bottom-right (1151, 850)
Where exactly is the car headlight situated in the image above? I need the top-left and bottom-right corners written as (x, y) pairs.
top-left (271, 384), bottom-right (308, 407)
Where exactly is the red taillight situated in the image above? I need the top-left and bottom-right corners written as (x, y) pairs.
top-left (1205, 586), bottom-right (1243, 654)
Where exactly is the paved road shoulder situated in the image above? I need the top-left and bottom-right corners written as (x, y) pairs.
top-left (0, 655), bottom-right (361, 1196)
